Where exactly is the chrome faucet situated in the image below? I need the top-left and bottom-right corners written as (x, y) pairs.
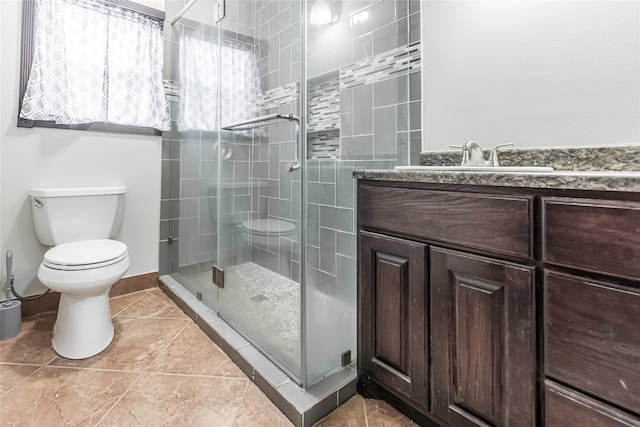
top-left (451, 141), bottom-right (513, 167)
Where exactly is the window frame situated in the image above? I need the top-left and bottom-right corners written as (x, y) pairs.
top-left (17, 0), bottom-right (167, 136)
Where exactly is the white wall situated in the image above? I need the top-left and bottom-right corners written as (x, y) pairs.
top-left (0, 0), bottom-right (165, 297)
top-left (421, 1), bottom-right (640, 151)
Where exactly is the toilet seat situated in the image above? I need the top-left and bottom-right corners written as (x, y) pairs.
top-left (43, 239), bottom-right (128, 271)
top-left (241, 219), bottom-right (296, 236)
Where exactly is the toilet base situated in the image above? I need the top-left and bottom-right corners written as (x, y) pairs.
top-left (52, 290), bottom-right (114, 359)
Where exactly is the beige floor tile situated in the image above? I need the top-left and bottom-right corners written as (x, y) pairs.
top-left (0, 312), bottom-right (57, 364)
top-left (98, 372), bottom-right (249, 427)
top-left (0, 366), bottom-right (138, 427)
top-left (313, 394), bottom-right (367, 427)
top-left (0, 364), bottom-right (41, 396)
top-left (49, 317), bottom-right (189, 371)
top-left (147, 323), bottom-right (245, 378)
top-left (365, 398), bottom-right (416, 426)
top-left (117, 288), bottom-right (189, 319)
top-left (232, 381), bottom-right (293, 427)
top-left (110, 290), bottom-right (150, 317)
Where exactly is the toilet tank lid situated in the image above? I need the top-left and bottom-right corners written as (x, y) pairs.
top-left (29, 186), bottom-right (127, 198)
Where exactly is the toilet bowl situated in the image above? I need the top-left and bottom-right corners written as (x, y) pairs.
top-left (241, 218), bottom-right (297, 250)
top-left (38, 239), bottom-right (130, 359)
top-left (29, 187), bottom-right (129, 359)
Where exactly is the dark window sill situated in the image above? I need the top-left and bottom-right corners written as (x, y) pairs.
top-left (17, 117), bottom-right (162, 136)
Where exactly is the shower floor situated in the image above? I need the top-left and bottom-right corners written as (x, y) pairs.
top-left (172, 262), bottom-right (301, 379)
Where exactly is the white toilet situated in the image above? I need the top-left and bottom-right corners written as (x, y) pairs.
top-left (29, 186), bottom-right (130, 359)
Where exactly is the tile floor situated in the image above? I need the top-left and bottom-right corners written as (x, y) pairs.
top-left (0, 288), bottom-right (415, 426)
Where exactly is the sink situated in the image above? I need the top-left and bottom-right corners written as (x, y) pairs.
top-left (395, 165), bottom-right (555, 172)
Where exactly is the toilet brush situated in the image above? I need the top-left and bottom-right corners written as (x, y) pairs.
top-left (0, 251), bottom-right (22, 340)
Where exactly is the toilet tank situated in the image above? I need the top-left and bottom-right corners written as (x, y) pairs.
top-left (29, 186), bottom-right (127, 246)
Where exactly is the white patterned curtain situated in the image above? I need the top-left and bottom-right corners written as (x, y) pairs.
top-left (19, 0), bottom-right (170, 131)
top-left (178, 29), bottom-right (263, 132)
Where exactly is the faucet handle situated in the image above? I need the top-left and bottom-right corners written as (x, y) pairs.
top-left (489, 143), bottom-right (514, 167)
top-left (450, 144), bottom-right (469, 166)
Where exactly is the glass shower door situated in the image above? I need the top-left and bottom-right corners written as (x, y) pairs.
top-left (214, 0), bottom-right (304, 384)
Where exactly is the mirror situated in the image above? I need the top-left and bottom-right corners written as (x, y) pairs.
top-left (420, 1), bottom-right (640, 151)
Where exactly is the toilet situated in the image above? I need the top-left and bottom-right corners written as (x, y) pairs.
top-left (241, 218), bottom-right (297, 250)
top-left (29, 186), bottom-right (130, 359)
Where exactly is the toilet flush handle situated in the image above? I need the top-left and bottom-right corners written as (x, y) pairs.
top-left (31, 197), bottom-right (43, 208)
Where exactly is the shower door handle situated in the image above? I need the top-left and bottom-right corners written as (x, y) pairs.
top-left (288, 115), bottom-right (302, 173)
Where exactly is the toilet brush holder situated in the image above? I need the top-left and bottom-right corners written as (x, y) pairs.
top-left (0, 300), bottom-right (22, 340)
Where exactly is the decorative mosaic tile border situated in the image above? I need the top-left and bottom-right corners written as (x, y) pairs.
top-left (339, 42), bottom-right (421, 91)
top-left (259, 82), bottom-right (299, 111)
top-left (309, 129), bottom-right (340, 159)
top-left (307, 74), bottom-right (340, 133)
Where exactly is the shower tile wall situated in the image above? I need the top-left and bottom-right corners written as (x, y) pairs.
top-left (160, 0), bottom-right (260, 276)
top-left (304, 0), bottom-right (422, 384)
top-left (161, 0), bottom-right (420, 281)
top-left (304, 0), bottom-right (422, 287)
top-left (246, 0), bottom-right (302, 280)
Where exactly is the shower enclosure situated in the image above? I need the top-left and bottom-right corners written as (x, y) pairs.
top-left (160, 0), bottom-right (422, 389)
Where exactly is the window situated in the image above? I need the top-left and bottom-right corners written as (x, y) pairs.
top-left (18, 0), bottom-right (170, 135)
top-left (177, 27), bottom-right (263, 132)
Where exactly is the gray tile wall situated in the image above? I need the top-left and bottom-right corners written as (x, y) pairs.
top-left (303, 1), bottom-right (421, 384)
top-left (161, 0), bottom-right (422, 310)
top-left (161, 0), bottom-right (261, 275)
top-left (247, 0), bottom-right (302, 280)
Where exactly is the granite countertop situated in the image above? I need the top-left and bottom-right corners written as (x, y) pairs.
top-left (353, 146), bottom-right (640, 193)
top-left (353, 169), bottom-right (640, 192)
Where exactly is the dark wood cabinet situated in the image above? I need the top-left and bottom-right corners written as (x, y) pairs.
top-left (544, 271), bottom-right (640, 412)
top-left (359, 231), bottom-right (429, 407)
top-left (430, 248), bottom-right (535, 427)
top-left (357, 179), bottom-right (640, 426)
top-left (545, 381), bottom-right (640, 427)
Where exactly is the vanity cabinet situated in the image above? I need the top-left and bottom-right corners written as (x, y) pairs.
top-left (542, 197), bottom-right (640, 426)
top-left (430, 248), bottom-right (535, 427)
top-left (359, 232), bottom-right (429, 407)
top-left (357, 182), bottom-right (537, 426)
top-left (357, 179), bottom-right (640, 427)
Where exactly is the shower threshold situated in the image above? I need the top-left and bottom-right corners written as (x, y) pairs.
top-left (159, 275), bottom-right (356, 427)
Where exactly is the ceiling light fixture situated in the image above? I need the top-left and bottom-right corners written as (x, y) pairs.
top-left (310, 0), bottom-right (333, 25)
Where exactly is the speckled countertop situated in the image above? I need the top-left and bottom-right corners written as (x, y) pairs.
top-left (354, 145), bottom-right (640, 193)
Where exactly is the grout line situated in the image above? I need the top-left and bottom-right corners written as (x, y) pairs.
top-left (94, 371), bottom-right (144, 427)
top-left (44, 355), bottom-right (58, 366)
top-left (142, 320), bottom-right (191, 373)
top-left (229, 379), bottom-right (252, 427)
top-left (36, 364), bottom-right (147, 374)
top-left (0, 361), bottom-right (45, 367)
top-left (362, 397), bottom-right (370, 427)
top-left (33, 362), bottom-right (248, 380)
top-left (115, 314), bottom-right (191, 320)
top-left (0, 365), bottom-right (44, 398)
top-left (110, 289), bottom-right (151, 317)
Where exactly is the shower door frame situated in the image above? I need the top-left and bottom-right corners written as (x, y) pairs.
top-left (211, 0), bottom-right (310, 388)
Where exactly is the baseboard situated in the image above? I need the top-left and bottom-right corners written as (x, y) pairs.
top-left (20, 272), bottom-right (159, 318)
top-left (110, 272), bottom-right (159, 297)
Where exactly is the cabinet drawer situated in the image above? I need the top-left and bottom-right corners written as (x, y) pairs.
top-left (545, 380), bottom-right (640, 426)
top-left (544, 271), bottom-right (640, 412)
top-left (542, 197), bottom-right (640, 280)
top-left (359, 185), bottom-right (533, 258)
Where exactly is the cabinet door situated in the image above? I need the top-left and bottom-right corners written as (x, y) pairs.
top-left (431, 247), bottom-right (535, 427)
top-left (359, 231), bottom-right (428, 407)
